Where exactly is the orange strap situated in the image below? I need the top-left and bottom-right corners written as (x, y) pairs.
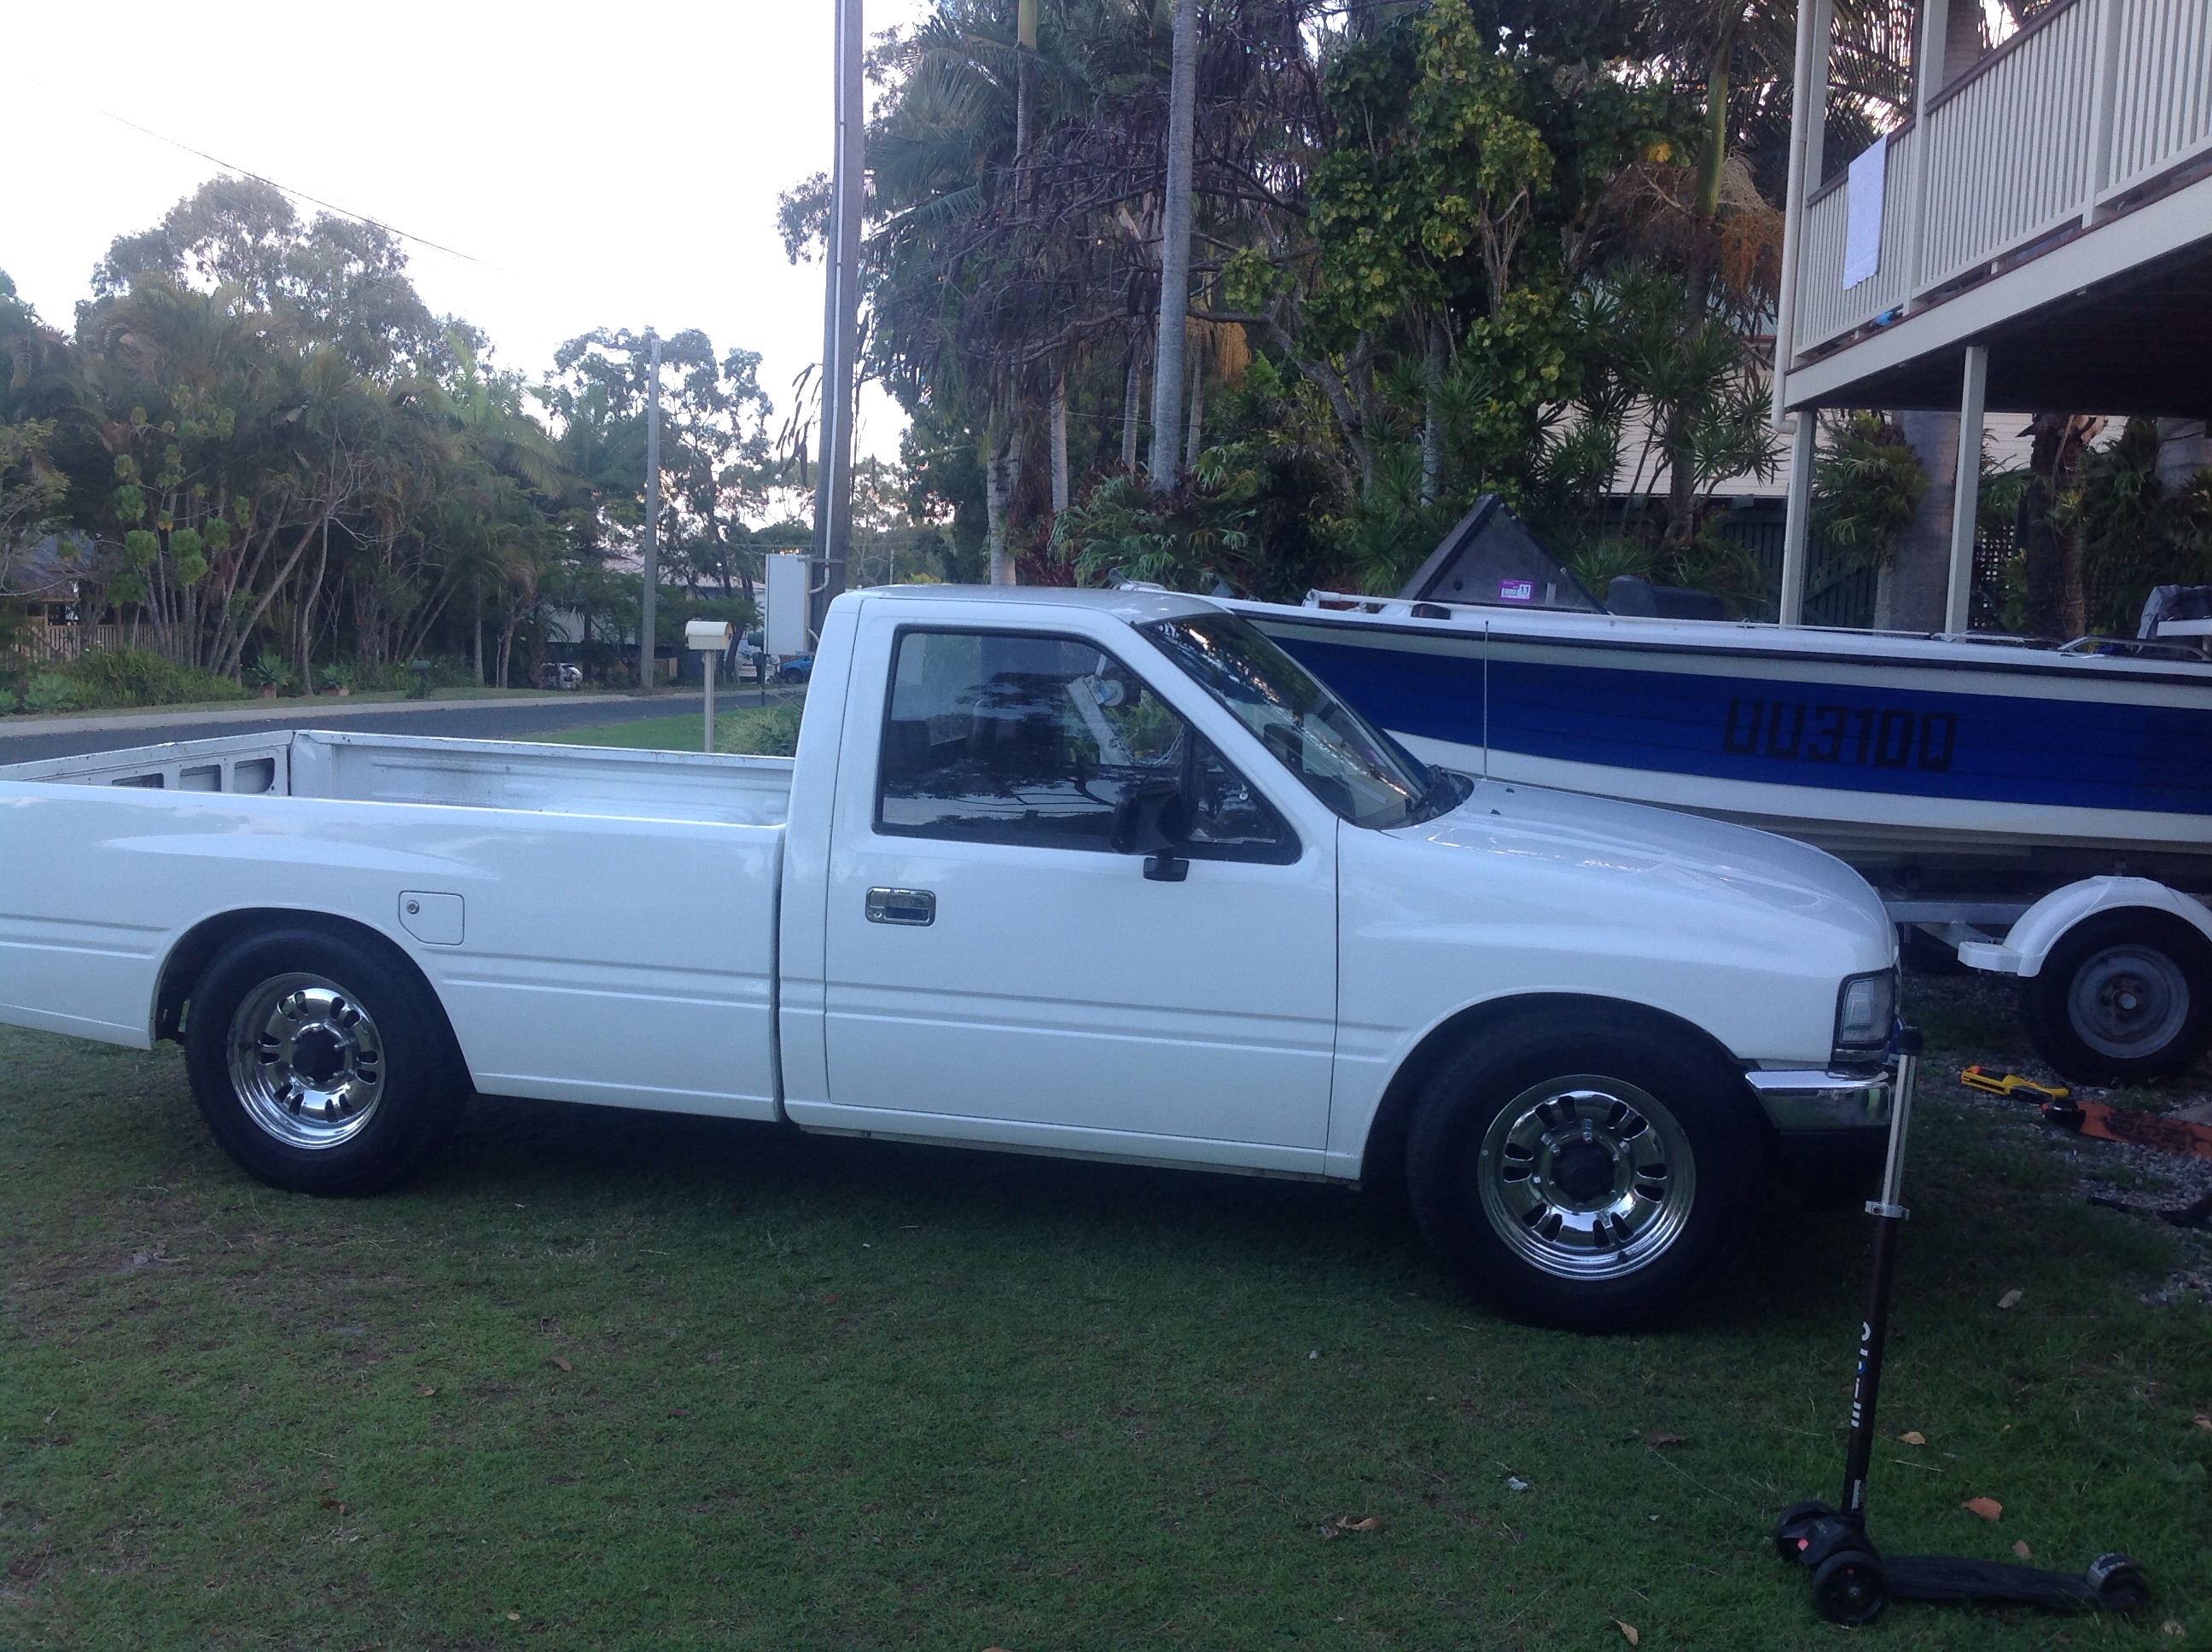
top-left (2044, 1099), bottom-right (2212, 1161)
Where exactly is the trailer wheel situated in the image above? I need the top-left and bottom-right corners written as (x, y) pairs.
top-left (183, 926), bottom-right (466, 1195)
top-left (1404, 1014), bottom-right (1760, 1331)
top-left (2023, 909), bottom-right (2212, 1085)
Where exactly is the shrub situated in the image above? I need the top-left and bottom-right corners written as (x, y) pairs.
top-left (1813, 412), bottom-right (1927, 573)
top-left (22, 672), bottom-right (79, 713)
top-left (713, 700), bottom-right (804, 757)
top-left (243, 650), bottom-right (295, 692)
top-left (62, 648), bottom-right (249, 710)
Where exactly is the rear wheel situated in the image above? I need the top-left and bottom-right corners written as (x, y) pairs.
top-left (2023, 909), bottom-right (2212, 1085)
top-left (2087, 1552), bottom-right (2149, 1614)
top-left (1405, 1014), bottom-right (1762, 1331)
top-left (183, 927), bottom-right (466, 1195)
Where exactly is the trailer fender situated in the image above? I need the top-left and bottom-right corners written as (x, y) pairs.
top-left (1957, 876), bottom-right (2212, 979)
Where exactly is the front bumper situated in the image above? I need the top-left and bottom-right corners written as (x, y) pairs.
top-left (1743, 1066), bottom-right (1893, 1132)
top-left (1744, 1064), bottom-right (1895, 1209)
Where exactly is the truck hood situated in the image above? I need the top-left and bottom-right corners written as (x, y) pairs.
top-left (1394, 776), bottom-right (1895, 958)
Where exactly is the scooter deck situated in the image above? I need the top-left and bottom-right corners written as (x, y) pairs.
top-left (1886, 1555), bottom-right (2102, 1608)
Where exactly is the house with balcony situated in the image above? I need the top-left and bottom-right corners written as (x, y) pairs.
top-left (1770, 0), bottom-right (2212, 629)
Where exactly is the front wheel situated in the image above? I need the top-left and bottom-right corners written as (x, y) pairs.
top-left (2023, 909), bottom-right (2212, 1085)
top-left (1405, 1015), bottom-right (1762, 1331)
top-left (183, 927), bottom-right (467, 1195)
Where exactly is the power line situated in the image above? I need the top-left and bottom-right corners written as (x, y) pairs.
top-left (94, 108), bottom-right (494, 270)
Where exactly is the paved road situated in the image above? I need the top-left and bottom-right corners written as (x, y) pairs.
top-left (0, 693), bottom-right (718, 765)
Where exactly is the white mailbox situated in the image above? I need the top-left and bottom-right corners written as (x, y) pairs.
top-left (684, 620), bottom-right (733, 651)
top-left (685, 620), bottom-right (736, 753)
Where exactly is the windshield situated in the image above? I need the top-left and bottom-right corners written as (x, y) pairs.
top-left (1143, 612), bottom-right (1445, 829)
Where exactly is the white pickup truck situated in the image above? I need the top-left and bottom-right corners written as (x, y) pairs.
top-left (0, 587), bottom-right (1901, 1329)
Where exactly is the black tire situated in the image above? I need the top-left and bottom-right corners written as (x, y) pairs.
top-left (2087, 1552), bottom-right (2148, 1614)
top-left (183, 925), bottom-right (467, 1195)
top-left (1812, 1550), bottom-right (1888, 1626)
top-left (2023, 909), bottom-right (2212, 1085)
top-left (1404, 1012), bottom-right (1763, 1332)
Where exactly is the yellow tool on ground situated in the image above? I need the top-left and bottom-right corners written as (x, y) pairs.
top-left (1961, 1065), bottom-right (2212, 1161)
top-left (1959, 1065), bottom-right (2072, 1102)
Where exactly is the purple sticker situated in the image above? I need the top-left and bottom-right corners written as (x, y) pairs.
top-left (1498, 579), bottom-right (1534, 602)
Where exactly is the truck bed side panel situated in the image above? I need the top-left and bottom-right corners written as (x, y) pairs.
top-left (0, 784), bottom-right (782, 1119)
top-left (0, 790), bottom-right (168, 1045)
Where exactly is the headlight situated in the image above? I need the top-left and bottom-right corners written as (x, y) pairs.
top-left (1832, 969), bottom-right (1897, 1062)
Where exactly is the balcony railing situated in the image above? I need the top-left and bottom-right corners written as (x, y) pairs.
top-left (1793, 0), bottom-right (2211, 360)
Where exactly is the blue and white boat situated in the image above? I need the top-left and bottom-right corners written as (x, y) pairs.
top-left (1227, 500), bottom-right (2212, 899)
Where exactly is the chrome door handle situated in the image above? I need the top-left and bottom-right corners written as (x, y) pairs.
top-left (865, 887), bottom-right (936, 926)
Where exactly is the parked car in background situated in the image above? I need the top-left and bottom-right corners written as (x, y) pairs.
top-left (535, 661), bottom-right (583, 691)
top-left (0, 586), bottom-right (1900, 1330)
top-left (776, 654), bottom-right (814, 685)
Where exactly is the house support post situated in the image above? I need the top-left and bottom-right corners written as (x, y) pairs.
top-left (1945, 345), bottom-right (1988, 634)
top-left (1779, 414), bottom-right (1818, 626)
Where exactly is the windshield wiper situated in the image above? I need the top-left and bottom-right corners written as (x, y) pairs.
top-left (1406, 766), bottom-right (1471, 824)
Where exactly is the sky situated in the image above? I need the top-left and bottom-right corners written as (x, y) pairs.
top-left (9, 0), bottom-right (928, 464)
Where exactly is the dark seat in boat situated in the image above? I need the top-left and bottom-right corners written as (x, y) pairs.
top-left (1606, 575), bottom-right (1728, 622)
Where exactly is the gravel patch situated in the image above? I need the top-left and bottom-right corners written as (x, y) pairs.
top-left (1909, 969), bottom-right (2212, 1305)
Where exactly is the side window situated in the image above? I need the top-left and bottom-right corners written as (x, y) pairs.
top-left (876, 628), bottom-right (1297, 862)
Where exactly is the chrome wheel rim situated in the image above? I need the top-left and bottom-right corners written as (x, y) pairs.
top-left (1475, 1076), bottom-right (1697, 1280)
top-left (227, 974), bottom-right (386, 1149)
top-left (2069, 945), bottom-right (2189, 1061)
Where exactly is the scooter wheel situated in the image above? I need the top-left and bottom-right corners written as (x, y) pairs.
top-left (1812, 1550), bottom-right (1888, 1626)
top-left (1773, 1500), bottom-right (1836, 1562)
top-left (2086, 1552), bottom-right (2148, 1613)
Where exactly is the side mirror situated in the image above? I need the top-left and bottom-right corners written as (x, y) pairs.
top-left (1111, 777), bottom-right (1186, 854)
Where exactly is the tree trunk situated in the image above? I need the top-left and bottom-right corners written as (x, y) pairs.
top-left (986, 412), bottom-right (1022, 586)
top-left (216, 516), bottom-right (323, 681)
top-left (1663, 405), bottom-right (1699, 545)
top-left (1016, 0), bottom-right (1038, 159)
top-left (1269, 320), bottom-right (1377, 498)
top-left (2020, 413), bottom-right (2102, 638)
top-left (1691, 3), bottom-right (1742, 222)
top-left (1051, 368), bottom-right (1070, 514)
top-left (1694, 60), bottom-right (1732, 219)
top-left (1121, 350), bottom-right (1144, 473)
top-left (498, 601), bottom-right (524, 689)
top-left (1874, 410), bottom-right (1959, 631)
top-left (471, 575), bottom-right (485, 684)
top-left (1146, 0), bottom-right (1200, 487)
top-left (1184, 345), bottom-right (1206, 472)
top-left (1421, 317), bottom-right (1447, 505)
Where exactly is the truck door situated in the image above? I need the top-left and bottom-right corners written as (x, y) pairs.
top-left (816, 620), bottom-right (1336, 1163)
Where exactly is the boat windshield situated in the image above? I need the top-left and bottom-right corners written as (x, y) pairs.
top-left (1143, 611), bottom-right (1448, 829)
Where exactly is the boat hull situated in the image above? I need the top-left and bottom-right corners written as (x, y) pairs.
top-left (1239, 602), bottom-right (2212, 894)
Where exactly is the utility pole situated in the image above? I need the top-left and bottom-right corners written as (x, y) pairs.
top-left (1146, 0), bottom-right (1199, 487)
top-left (812, 0), bottom-right (864, 633)
top-left (638, 330), bottom-right (662, 692)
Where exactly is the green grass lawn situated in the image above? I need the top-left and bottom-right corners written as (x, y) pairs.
top-left (3, 981), bottom-right (2208, 1650)
top-left (531, 698), bottom-right (803, 757)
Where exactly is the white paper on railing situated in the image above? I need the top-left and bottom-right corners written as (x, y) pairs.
top-left (1843, 135), bottom-right (1887, 291)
